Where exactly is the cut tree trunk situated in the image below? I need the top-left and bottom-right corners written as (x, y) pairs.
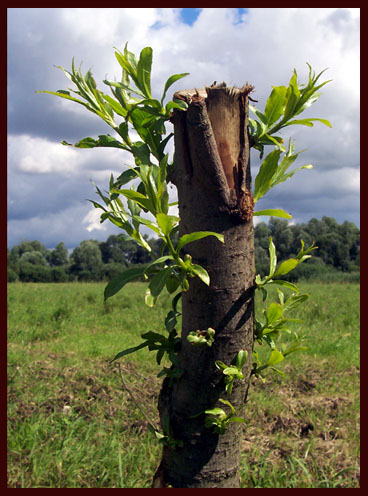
top-left (153, 83), bottom-right (255, 488)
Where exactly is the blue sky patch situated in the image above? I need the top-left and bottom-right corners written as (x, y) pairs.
top-left (235, 8), bottom-right (248, 24)
top-left (180, 8), bottom-right (248, 26)
top-left (180, 8), bottom-right (202, 25)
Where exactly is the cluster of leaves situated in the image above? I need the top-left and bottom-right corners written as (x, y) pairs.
top-left (39, 44), bottom-right (188, 157)
top-left (192, 350), bottom-right (248, 435)
top-left (250, 64), bottom-right (331, 220)
top-left (148, 415), bottom-right (184, 449)
top-left (202, 399), bottom-right (246, 435)
top-left (111, 293), bottom-right (183, 384)
top-left (187, 327), bottom-right (216, 347)
top-left (215, 350), bottom-right (248, 395)
top-left (190, 237), bottom-right (313, 434)
top-left (250, 64), bottom-right (331, 156)
top-left (39, 44), bottom-right (225, 308)
top-left (251, 238), bottom-right (315, 381)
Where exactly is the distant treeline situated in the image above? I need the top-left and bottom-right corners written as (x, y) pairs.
top-left (7, 216), bottom-right (360, 284)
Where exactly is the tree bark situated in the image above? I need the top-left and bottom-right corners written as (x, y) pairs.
top-left (153, 83), bottom-right (255, 488)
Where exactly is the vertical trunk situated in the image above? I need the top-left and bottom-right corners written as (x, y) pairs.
top-left (153, 84), bottom-right (255, 488)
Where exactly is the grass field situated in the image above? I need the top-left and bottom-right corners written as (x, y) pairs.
top-left (7, 281), bottom-right (360, 488)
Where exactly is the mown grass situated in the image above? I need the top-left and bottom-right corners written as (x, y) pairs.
top-left (7, 281), bottom-right (360, 488)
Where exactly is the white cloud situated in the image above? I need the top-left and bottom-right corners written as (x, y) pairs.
top-left (8, 134), bottom-right (133, 177)
top-left (9, 134), bottom-right (78, 174)
top-left (82, 207), bottom-right (107, 232)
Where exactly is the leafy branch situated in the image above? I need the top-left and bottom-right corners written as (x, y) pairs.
top-left (256, 238), bottom-right (318, 295)
top-left (250, 238), bottom-right (314, 381)
top-left (215, 350), bottom-right (248, 394)
top-left (250, 64), bottom-right (332, 220)
top-left (39, 43), bottom-right (224, 308)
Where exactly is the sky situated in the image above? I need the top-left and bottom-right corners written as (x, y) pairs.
top-left (7, 7), bottom-right (360, 250)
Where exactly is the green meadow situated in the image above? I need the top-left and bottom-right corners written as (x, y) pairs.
top-left (7, 281), bottom-right (360, 488)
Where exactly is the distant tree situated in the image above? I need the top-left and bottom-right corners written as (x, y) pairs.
top-left (103, 262), bottom-right (126, 281)
top-left (254, 222), bottom-right (271, 251)
top-left (7, 248), bottom-right (20, 278)
top-left (306, 217), bottom-right (329, 239)
top-left (50, 242), bottom-right (69, 266)
top-left (69, 240), bottom-right (104, 281)
top-left (338, 220), bottom-right (360, 269)
top-left (99, 235), bottom-right (130, 265)
top-left (7, 267), bottom-right (18, 282)
top-left (18, 249), bottom-right (50, 282)
top-left (50, 266), bottom-right (69, 282)
top-left (19, 251), bottom-right (48, 266)
top-left (253, 216), bottom-right (359, 277)
top-left (18, 263), bottom-right (52, 282)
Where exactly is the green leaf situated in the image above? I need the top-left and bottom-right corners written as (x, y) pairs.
top-left (166, 274), bottom-right (181, 294)
top-left (284, 118), bottom-right (332, 128)
top-left (264, 86), bottom-right (288, 126)
top-left (229, 417), bottom-right (246, 423)
top-left (272, 164), bottom-right (313, 189)
top-left (254, 149), bottom-right (282, 202)
top-left (102, 93), bottom-right (127, 117)
top-left (141, 331), bottom-right (167, 343)
top-left (113, 189), bottom-right (154, 214)
top-left (145, 288), bottom-right (156, 308)
top-left (114, 169), bottom-right (138, 186)
top-left (283, 293), bottom-right (309, 312)
top-left (63, 137), bottom-right (97, 148)
top-left (268, 237), bottom-right (277, 278)
top-left (144, 256), bottom-right (174, 275)
top-left (266, 302), bottom-right (283, 325)
top-left (117, 121), bottom-right (131, 144)
top-left (171, 292), bottom-right (182, 313)
top-left (164, 310), bottom-right (177, 332)
top-left (161, 73), bottom-right (190, 104)
top-left (268, 349), bottom-right (285, 366)
top-left (156, 213), bottom-right (180, 237)
top-left (128, 199), bottom-right (141, 218)
top-left (268, 280), bottom-right (299, 292)
top-left (137, 46), bottom-right (153, 98)
top-left (236, 350), bottom-right (248, 369)
top-left (131, 141), bottom-right (151, 165)
top-left (114, 45), bottom-right (140, 91)
top-left (283, 71), bottom-right (301, 121)
top-left (273, 258), bottom-right (299, 277)
top-left (222, 366), bottom-right (240, 376)
top-left (219, 398), bottom-right (236, 413)
top-left (165, 100), bottom-right (189, 112)
top-left (215, 360), bottom-right (227, 372)
top-left (258, 133), bottom-right (286, 151)
top-left (149, 266), bottom-right (173, 298)
top-left (104, 78), bottom-right (144, 99)
top-left (37, 89), bottom-right (92, 111)
top-left (63, 135), bottom-right (128, 150)
top-left (191, 264), bottom-right (210, 286)
top-left (176, 231), bottom-right (224, 254)
top-left (156, 348), bottom-right (165, 366)
top-left (110, 341), bottom-right (149, 362)
top-left (205, 408), bottom-right (226, 417)
top-left (104, 266), bottom-right (146, 300)
top-left (253, 209), bottom-right (292, 219)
